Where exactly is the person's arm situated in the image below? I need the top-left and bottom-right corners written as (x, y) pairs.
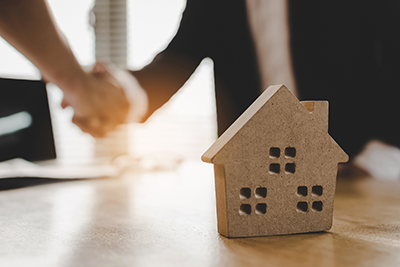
top-left (0, 0), bottom-right (85, 94)
top-left (0, 0), bottom-right (129, 137)
top-left (130, 0), bottom-right (210, 122)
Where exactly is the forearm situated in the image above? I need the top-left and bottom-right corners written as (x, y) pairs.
top-left (0, 0), bottom-right (86, 93)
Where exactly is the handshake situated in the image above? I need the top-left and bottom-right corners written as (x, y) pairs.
top-left (0, 0), bottom-right (146, 138)
top-left (58, 62), bottom-right (147, 138)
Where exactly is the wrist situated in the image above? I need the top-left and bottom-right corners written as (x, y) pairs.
top-left (50, 66), bottom-right (89, 94)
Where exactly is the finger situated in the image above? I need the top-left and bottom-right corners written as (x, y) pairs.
top-left (92, 62), bottom-right (118, 84)
top-left (71, 116), bottom-right (91, 133)
top-left (103, 120), bottom-right (118, 133)
top-left (95, 115), bottom-right (119, 136)
top-left (61, 98), bottom-right (70, 109)
top-left (72, 116), bottom-right (106, 138)
top-left (92, 61), bottom-right (108, 74)
top-left (78, 116), bottom-right (113, 138)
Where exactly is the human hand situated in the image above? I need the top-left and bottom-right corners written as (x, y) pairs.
top-left (61, 62), bottom-right (130, 137)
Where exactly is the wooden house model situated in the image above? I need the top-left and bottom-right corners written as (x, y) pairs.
top-left (202, 84), bottom-right (348, 238)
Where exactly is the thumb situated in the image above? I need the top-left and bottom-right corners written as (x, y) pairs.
top-left (92, 61), bottom-right (108, 75)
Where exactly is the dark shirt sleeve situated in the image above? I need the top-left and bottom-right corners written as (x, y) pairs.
top-left (131, 0), bottom-right (261, 136)
top-left (289, 0), bottom-right (400, 157)
top-left (130, 0), bottom-right (210, 122)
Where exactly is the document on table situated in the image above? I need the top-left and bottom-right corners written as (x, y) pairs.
top-left (0, 158), bottom-right (120, 179)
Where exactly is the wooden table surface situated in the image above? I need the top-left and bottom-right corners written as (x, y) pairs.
top-left (0, 161), bottom-right (399, 267)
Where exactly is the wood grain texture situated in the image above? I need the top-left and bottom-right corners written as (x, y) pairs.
top-left (0, 162), bottom-right (399, 267)
top-left (203, 85), bottom-right (348, 237)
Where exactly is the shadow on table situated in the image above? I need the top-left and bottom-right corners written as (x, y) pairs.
top-left (0, 177), bottom-right (75, 191)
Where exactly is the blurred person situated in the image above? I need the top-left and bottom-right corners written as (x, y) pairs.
top-left (105, 0), bottom-right (400, 179)
top-left (0, 0), bottom-right (130, 137)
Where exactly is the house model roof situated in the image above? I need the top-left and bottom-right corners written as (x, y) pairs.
top-left (202, 84), bottom-right (348, 164)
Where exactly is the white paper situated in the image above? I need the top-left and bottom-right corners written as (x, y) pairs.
top-left (0, 158), bottom-right (120, 179)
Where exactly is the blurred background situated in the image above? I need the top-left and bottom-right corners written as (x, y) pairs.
top-left (0, 0), bottom-right (217, 166)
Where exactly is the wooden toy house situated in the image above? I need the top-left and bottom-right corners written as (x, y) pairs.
top-left (202, 84), bottom-right (348, 238)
